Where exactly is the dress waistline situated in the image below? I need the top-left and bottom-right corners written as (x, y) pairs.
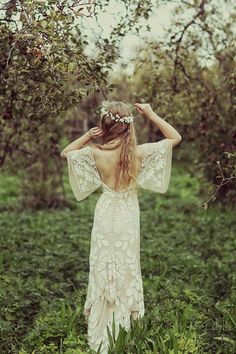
top-left (101, 182), bottom-right (136, 195)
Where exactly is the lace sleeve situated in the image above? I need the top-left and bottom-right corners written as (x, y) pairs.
top-left (137, 138), bottom-right (173, 193)
top-left (66, 146), bottom-right (102, 201)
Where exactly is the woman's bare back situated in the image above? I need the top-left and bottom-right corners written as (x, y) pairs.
top-left (92, 142), bottom-right (142, 191)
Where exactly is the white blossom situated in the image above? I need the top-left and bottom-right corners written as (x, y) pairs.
top-left (100, 108), bottom-right (134, 124)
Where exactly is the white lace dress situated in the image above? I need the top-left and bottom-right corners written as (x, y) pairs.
top-left (66, 139), bottom-right (172, 353)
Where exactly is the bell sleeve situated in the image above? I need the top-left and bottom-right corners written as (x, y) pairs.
top-left (66, 146), bottom-right (102, 201)
top-left (137, 138), bottom-right (173, 193)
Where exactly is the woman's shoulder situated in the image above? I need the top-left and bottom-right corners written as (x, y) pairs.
top-left (89, 143), bottom-right (143, 154)
top-left (137, 143), bottom-right (150, 156)
top-left (89, 142), bottom-right (143, 149)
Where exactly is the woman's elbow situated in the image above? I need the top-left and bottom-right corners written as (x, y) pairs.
top-left (60, 150), bottom-right (67, 159)
top-left (171, 135), bottom-right (182, 148)
top-left (176, 134), bottom-right (182, 144)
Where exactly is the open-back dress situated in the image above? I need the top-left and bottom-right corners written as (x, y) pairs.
top-left (66, 138), bottom-right (173, 353)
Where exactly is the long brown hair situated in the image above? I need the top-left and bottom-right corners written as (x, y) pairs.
top-left (92, 101), bottom-right (139, 191)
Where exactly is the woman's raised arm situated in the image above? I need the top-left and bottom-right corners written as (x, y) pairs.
top-left (134, 103), bottom-right (182, 148)
top-left (60, 127), bottom-right (103, 159)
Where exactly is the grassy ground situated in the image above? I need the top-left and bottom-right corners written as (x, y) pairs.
top-left (0, 164), bottom-right (235, 353)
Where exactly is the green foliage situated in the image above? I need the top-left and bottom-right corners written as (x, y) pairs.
top-left (0, 0), bottom-right (158, 209)
top-left (0, 164), bottom-right (235, 353)
top-left (110, 0), bottom-right (236, 205)
top-left (1, 0), bottom-right (235, 209)
top-left (1, 1), bottom-right (102, 207)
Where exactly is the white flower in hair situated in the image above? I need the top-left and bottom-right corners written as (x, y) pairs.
top-left (99, 107), bottom-right (134, 124)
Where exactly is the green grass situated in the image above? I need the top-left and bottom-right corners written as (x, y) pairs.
top-left (0, 165), bottom-right (235, 353)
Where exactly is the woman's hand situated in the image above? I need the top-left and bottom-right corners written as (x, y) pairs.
top-left (61, 127), bottom-right (104, 158)
top-left (87, 127), bottom-right (103, 139)
top-left (134, 103), bottom-right (153, 117)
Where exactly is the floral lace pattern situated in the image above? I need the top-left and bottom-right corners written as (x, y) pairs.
top-left (66, 139), bottom-right (172, 353)
top-left (66, 146), bottom-right (101, 201)
top-left (137, 139), bottom-right (173, 193)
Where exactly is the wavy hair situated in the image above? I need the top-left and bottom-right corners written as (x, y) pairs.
top-left (91, 101), bottom-right (139, 191)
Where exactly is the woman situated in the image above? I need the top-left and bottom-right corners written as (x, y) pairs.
top-left (61, 101), bottom-right (182, 353)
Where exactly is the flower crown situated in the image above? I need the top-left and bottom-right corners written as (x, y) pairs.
top-left (100, 107), bottom-right (134, 124)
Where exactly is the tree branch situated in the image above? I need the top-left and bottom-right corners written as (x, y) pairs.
top-left (172, 0), bottom-right (207, 92)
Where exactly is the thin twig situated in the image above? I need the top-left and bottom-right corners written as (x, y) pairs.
top-left (172, 0), bottom-right (207, 92)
